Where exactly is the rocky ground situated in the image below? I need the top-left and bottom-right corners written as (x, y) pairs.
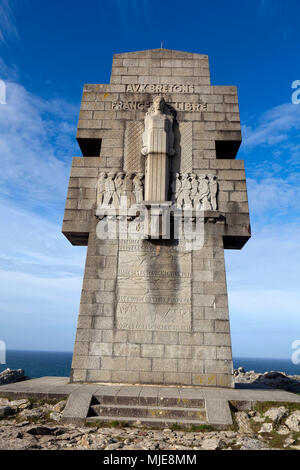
top-left (0, 368), bottom-right (300, 450)
top-left (0, 396), bottom-right (300, 450)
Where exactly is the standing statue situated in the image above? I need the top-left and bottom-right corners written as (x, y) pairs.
top-left (142, 96), bottom-right (175, 202)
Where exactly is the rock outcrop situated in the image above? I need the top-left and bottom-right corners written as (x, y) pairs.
top-left (0, 369), bottom-right (25, 385)
top-left (234, 368), bottom-right (300, 393)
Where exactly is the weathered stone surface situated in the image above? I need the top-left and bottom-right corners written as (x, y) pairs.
top-left (259, 422), bottom-right (273, 433)
top-left (235, 411), bottom-right (253, 434)
top-left (286, 410), bottom-right (300, 432)
top-left (277, 425), bottom-right (291, 435)
top-left (201, 437), bottom-right (224, 450)
top-left (264, 406), bottom-right (288, 423)
top-left (62, 48), bottom-right (251, 387)
top-left (237, 437), bottom-right (265, 450)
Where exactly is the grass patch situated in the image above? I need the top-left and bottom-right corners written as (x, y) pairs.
top-left (15, 415), bottom-right (41, 425)
top-left (254, 401), bottom-right (300, 415)
top-left (86, 420), bottom-right (129, 429)
top-left (169, 422), bottom-right (215, 432)
top-left (86, 420), bottom-right (107, 428)
top-left (190, 424), bottom-right (214, 432)
top-left (267, 431), bottom-right (290, 449)
top-left (110, 420), bottom-right (129, 428)
top-left (36, 397), bottom-right (67, 407)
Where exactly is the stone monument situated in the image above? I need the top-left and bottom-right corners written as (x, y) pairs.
top-left (62, 49), bottom-right (251, 388)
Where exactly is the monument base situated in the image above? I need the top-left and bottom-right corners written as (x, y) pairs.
top-left (1, 377), bottom-right (300, 429)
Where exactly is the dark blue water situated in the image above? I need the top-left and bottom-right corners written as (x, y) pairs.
top-left (0, 350), bottom-right (72, 379)
top-left (0, 351), bottom-right (299, 379)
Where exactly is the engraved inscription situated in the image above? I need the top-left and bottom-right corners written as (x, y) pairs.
top-left (116, 243), bottom-right (192, 331)
top-left (116, 303), bottom-right (191, 332)
top-left (125, 84), bottom-right (195, 93)
top-left (112, 101), bottom-right (207, 112)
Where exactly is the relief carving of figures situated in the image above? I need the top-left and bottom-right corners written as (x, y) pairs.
top-left (103, 172), bottom-right (118, 207)
top-left (196, 175), bottom-right (210, 210)
top-left (133, 173), bottom-right (144, 204)
top-left (97, 172), bottom-right (107, 206)
top-left (97, 171), bottom-right (145, 209)
top-left (115, 172), bottom-right (124, 204)
top-left (176, 173), bottom-right (192, 208)
top-left (172, 173), bottom-right (218, 210)
top-left (120, 173), bottom-right (135, 208)
top-left (208, 175), bottom-right (218, 211)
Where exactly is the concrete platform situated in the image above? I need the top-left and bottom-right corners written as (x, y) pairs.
top-left (1, 377), bottom-right (300, 429)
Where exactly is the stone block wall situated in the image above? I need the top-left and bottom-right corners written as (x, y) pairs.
top-left (63, 49), bottom-right (251, 387)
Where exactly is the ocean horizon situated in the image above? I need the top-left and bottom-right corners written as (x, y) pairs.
top-left (0, 350), bottom-right (299, 380)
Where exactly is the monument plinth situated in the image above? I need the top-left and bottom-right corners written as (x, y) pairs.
top-left (62, 49), bottom-right (251, 388)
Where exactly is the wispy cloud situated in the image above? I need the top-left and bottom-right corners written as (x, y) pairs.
top-left (0, 198), bottom-right (86, 278)
top-left (247, 174), bottom-right (300, 218)
top-left (0, 81), bottom-right (78, 208)
top-left (242, 102), bottom-right (300, 149)
top-left (226, 222), bottom-right (300, 358)
top-left (0, 198), bottom-right (86, 351)
top-left (0, 0), bottom-right (19, 44)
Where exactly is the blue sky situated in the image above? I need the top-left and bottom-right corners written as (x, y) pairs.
top-left (0, 0), bottom-right (299, 359)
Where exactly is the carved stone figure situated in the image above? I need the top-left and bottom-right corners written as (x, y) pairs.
top-left (133, 173), bottom-right (144, 204)
top-left (103, 172), bottom-right (117, 207)
top-left (120, 173), bottom-right (134, 208)
top-left (176, 173), bottom-right (192, 208)
top-left (142, 96), bottom-right (175, 202)
top-left (115, 172), bottom-right (124, 206)
top-left (190, 174), bottom-right (199, 208)
top-left (208, 175), bottom-right (218, 210)
top-left (97, 172), bottom-right (107, 206)
top-left (170, 173), bottom-right (178, 203)
top-left (195, 175), bottom-right (211, 210)
top-left (142, 96), bottom-right (175, 156)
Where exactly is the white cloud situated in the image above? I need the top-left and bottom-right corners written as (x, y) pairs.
top-left (0, 0), bottom-right (19, 44)
top-left (247, 175), bottom-right (300, 217)
top-left (242, 102), bottom-right (300, 149)
top-left (226, 223), bottom-right (300, 358)
top-left (0, 56), bottom-right (84, 351)
top-left (0, 81), bottom-right (78, 207)
top-left (0, 199), bottom-right (86, 351)
top-left (0, 197), bottom-right (86, 277)
top-left (226, 222), bottom-right (300, 291)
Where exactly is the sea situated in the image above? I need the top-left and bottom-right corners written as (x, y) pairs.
top-left (0, 350), bottom-right (300, 379)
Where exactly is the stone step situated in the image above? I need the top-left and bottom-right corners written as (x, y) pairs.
top-left (89, 403), bottom-right (206, 421)
top-left (93, 393), bottom-right (205, 408)
top-left (86, 415), bottom-right (207, 429)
